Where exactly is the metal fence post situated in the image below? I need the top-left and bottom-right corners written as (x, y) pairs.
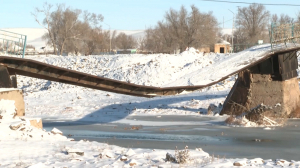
top-left (22, 35), bottom-right (27, 58)
top-left (0, 29), bottom-right (27, 58)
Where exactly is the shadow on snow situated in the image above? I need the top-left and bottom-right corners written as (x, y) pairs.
top-left (44, 91), bottom-right (227, 127)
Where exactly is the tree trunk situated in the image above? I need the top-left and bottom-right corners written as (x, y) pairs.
top-left (60, 39), bottom-right (66, 56)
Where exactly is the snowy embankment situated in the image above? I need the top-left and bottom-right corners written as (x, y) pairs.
top-left (1, 45), bottom-right (300, 167)
top-left (1, 100), bottom-right (212, 167)
top-left (19, 48), bottom-right (235, 121)
top-left (1, 100), bottom-right (300, 167)
top-left (19, 44), bottom-right (280, 89)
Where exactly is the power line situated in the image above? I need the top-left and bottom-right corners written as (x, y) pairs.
top-left (199, 0), bottom-right (300, 6)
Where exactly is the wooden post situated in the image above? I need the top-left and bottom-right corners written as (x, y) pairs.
top-left (10, 74), bottom-right (17, 88)
top-left (0, 64), bottom-right (12, 88)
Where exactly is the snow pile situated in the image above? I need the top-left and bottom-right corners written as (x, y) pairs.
top-left (18, 52), bottom-right (226, 92)
top-left (0, 99), bottom-right (68, 141)
top-left (181, 47), bottom-right (201, 55)
top-left (0, 99), bottom-right (16, 119)
top-left (164, 44), bottom-right (290, 86)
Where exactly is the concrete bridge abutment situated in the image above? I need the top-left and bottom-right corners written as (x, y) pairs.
top-left (221, 50), bottom-right (300, 117)
top-left (0, 64), bottom-right (25, 116)
top-left (0, 64), bottom-right (43, 129)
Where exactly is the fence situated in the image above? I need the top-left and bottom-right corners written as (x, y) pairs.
top-left (0, 29), bottom-right (27, 58)
top-left (269, 23), bottom-right (300, 49)
top-left (233, 44), bottom-right (258, 53)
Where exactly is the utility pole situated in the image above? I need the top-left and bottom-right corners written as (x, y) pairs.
top-left (104, 23), bottom-right (111, 54)
top-left (223, 16), bottom-right (224, 29)
top-left (228, 9), bottom-right (235, 53)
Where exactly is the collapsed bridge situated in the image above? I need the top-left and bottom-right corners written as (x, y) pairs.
top-left (0, 45), bottom-right (298, 96)
top-left (2, 23), bottom-right (300, 117)
top-left (1, 44), bottom-right (300, 118)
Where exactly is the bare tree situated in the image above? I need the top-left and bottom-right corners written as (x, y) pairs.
top-left (33, 3), bottom-right (105, 56)
top-left (66, 24), bottom-right (108, 55)
top-left (115, 33), bottom-right (137, 50)
top-left (82, 28), bottom-right (109, 55)
top-left (83, 10), bottom-right (104, 27)
top-left (157, 21), bottom-right (175, 52)
top-left (144, 28), bottom-right (162, 52)
top-left (65, 21), bottom-right (89, 55)
top-left (33, 4), bottom-right (81, 55)
top-left (236, 3), bottom-right (270, 43)
top-left (32, 2), bottom-right (57, 54)
top-left (110, 30), bottom-right (117, 50)
top-left (271, 14), bottom-right (278, 24)
top-left (54, 7), bottom-right (82, 55)
top-left (144, 5), bottom-right (219, 53)
top-left (80, 11), bottom-right (105, 55)
top-left (271, 14), bottom-right (294, 24)
top-left (296, 11), bottom-right (300, 23)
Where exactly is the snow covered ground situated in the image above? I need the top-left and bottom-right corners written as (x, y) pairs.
top-left (1, 46), bottom-right (300, 167)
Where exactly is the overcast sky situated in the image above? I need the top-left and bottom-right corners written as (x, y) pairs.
top-left (1, 0), bottom-right (300, 30)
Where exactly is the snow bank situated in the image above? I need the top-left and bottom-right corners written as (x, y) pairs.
top-left (0, 99), bottom-right (67, 141)
top-left (0, 100), bottom-right (214, 167)
top-left (181, 47), bottom-right (201, 55)
top-left (0, 100), bottom-right (16, 119)
top-left (164, 44), bottom-right (293, 86)
top-left (18, 52), bottom-right (222, 92)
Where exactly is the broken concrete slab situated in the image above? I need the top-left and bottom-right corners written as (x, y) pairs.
top-left (0, 88), bottom-right (25, 116)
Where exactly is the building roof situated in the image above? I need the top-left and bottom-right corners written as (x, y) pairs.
top-left (215, 40), bottom-right (231, 45)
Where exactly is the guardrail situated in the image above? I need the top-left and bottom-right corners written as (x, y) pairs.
top-left (0, 29), bottom-right (27, 58)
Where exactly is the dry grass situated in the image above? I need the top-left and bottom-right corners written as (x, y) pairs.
top-left (224, 115), bottom-right (243, 125)
top-left (175, 146), bottom-right (190, 164)
top-left (123, 125), bottom-right (143, 130)
top-left (226, 102), bottom-right (289, 126)
top-left (165, 146), bottom-right (190, 164)
top-left (224, 116), bottom-right (235, 124)
top-left (159, 128), bottom-right (168, 132)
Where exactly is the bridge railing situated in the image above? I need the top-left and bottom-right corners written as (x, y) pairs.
top-left (0, 29), bottom-right (27, 58)
top-left (269, 23), bottom-right (300, 49)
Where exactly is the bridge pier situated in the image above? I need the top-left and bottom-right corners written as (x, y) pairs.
top-left (221, 51), bottom-right (300, 117)
top-left (0, 64), bottom-right (24, 116)
top-left (0, 64), bottom-right (13, 88)
top-left (0, 64), bottom-right (43, 129)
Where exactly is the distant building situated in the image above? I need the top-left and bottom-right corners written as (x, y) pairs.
top-left (116, 49), bottom-right (137, 54)
top-left (214, 41), bottom-right (231, 53)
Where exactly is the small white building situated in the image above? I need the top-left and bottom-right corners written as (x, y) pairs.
top-left (214, 40), bottom-right (231, 53)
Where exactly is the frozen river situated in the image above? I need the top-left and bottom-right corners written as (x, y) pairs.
top-left (43, 116), bottom-right (300, 160)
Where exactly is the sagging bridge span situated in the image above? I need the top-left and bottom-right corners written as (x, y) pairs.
top-left (0, 46), bottom-right (300, 98)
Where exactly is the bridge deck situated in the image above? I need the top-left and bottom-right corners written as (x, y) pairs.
top-left (0, 45), bottom-right (299, 97)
